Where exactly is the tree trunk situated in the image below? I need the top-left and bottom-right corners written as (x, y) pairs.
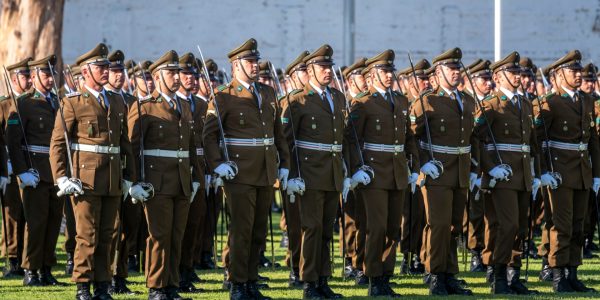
top-left (0, 0), bottom-right (65, 69)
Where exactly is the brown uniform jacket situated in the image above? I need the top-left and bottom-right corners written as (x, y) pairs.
top-left (6, 89), bottom-right (58, 183)
top-left (50, 88), bottom-right (136, 196)
top-left (475, 90), bottom-right (539, 191)
top-left (282, 83), bottom-right (346, 192)
top-left (347, 87), bottom-right (420, 190)
top-left (409, 86), bottom-right (479, 188)
top-left (203, 78), bottom-right (290, 187)
top-left (534, 87), bottom-right (600, 189)
top-left (128, 90), bottom-right (200, 197)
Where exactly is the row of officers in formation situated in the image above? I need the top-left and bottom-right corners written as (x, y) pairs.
top-left (0, 38), bottom-right (599, 300)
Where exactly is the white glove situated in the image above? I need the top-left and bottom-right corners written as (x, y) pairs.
top-left (351, 170), bottom-right (371, 187)
top-left (488, 166), bottom-right (510, 181)
top-left (408, 172), bottom-right (419, 193)
top-left (593, 178), bottom-right (600, 195)
top-left (7, 160), bottom-right (13, 176)
top-left (205, 174), bottom-right (211, 196)
top-left (57, 176), bottom-right (83, 196)
top-left (342, 178), bottom-right (352, 203)
top-left (420, 161), bottom-right (440, 179)
top-left (129, 183), bottom-right (150, 202)
top-left (122, 180), bottom-right (133, 201)
top-left (278, 168), bottom-right (289, 190)
top-left (190, 182), bottom-right (200, 203)
top-left (540, 173), bottom-right (558, 189)
top-left (286, 178), bottom-right (305, 204)
top-left (214, 163), bottom-right (236, 180)
top-left (469, 172), bottom-right (478, 191)
top-left (18, 171), bottom-right (39, 188)
top-left (0, 176), bottom-right (8, 192)
top-left (532, 178), bottom-right (541, 200)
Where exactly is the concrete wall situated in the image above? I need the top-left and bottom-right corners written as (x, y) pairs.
top-left (63, 0), bottom-right (600, 71)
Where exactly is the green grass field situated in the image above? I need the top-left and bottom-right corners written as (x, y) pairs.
top-left (2, 210), bottom-right (600, 300)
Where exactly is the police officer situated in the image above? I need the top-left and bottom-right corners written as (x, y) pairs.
top-left (203, 38), bottom-right (290, 300)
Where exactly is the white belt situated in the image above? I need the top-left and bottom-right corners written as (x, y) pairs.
top-left (419, 141), bottom-right (471, 155)
top-left (224, 137), bottom-right (274, 146)
top-left (143, 149), bottom-right (189, 158)
top-left (363, 142), bottom-right (404, 153)
top-left (22, 145), bottom-right (50, 154)
top-left (296, 140), bottom-right (343, 153)
top-left (196, 147), bottom-right (204, 156)
top-left (542, 140), bottom-right (588, 152)
top-left (485, 143), bottom-right (530, 153)
top-left (71, 143), bottom-right (120, 154)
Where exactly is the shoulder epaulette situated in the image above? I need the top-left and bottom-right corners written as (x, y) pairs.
top-left (139, 95), bottom-right (153, 102)
top-left (356, 91), bottom-right (369, 98)
top-left (278, 94), bottom-right (286, 101)
top-left (0, 95), bottom-right (8, 102)
top-left (217, 84), bottom-right (229, 92)
top-left (290, 89), bottom-right (303, 95)
top-left (483, 94), bottom-right (495, 101)
top-left (419, 89), bottom-right (433, 97)
top-left (543, 92), bottom-right (555, 99)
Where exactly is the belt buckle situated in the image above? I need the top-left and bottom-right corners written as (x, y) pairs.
top-left (330, 145), bottom-right (336, 152)
top-left (579, 143), bottom-right (586, 151)
top-left (93, 145), bottom-right (101, 153)
top-left (394, 145), bottom-right (402, 153)
top-left (458, 147), bottom-right (466, 154)
top-left (177, 151), bottom-right (185, 158)
top-left (521, 145), bottom-right (528, 152)
top-left (263, 138), bottom-right (270, 146)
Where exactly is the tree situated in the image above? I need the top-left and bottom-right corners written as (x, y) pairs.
top-left (0, 0), bottom-right (65, 69)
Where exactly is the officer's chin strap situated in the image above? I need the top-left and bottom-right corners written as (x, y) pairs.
top-left (36, 68), bottom-right (53, 95)
top-left (501, 70), bottom-right (521, 91)
top-left (310, 64), bottom-right (328, 88)
top-left (374, 68), bottom-right (392, 91)
top-left (159, 69), bottom-right (177, 94)
top-left (293, 70), bottom-right (305, 89)
top-left (238, 58), bottom-right (257, 83)
top-left (560, 68), bottom-right (579, 91)
top-left (86, 64), bottom-right (105, 90)
top-left (440, 65), bottom-right (460, 90)
top-left (350, 77), bottom-right (364, 94)
top-left (14, 72), bottom-right (28, 94)
top-left (199, 74), bottom-right (211, 98)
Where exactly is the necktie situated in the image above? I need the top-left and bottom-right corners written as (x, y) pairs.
top-left (249, 85), bottom-right (260, 107)
top-left (321, 91), bottom-right (332, 113)
top-left (171, 97), bottom-right (181, 117)
top-left (188, 96), bottom-right (195, 114)
top-left (451, 91), bottom-right (462, 112)
top-left (512, 95), bottom-right (521, 111)
top-left (385, 89), bottom-right (395, 111)
top-left (46, 95), bottom-right (56, 111)
top-left (98, 93), bottom-right (109, 111)
top-left (573, 92), bottom-right (580, 103)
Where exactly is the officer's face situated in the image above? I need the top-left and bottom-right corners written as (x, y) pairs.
top-left (580, 79), bottom-right (596, 94)
top-left (374, 68), bottom-right (393, 88)
top-left (135, 74), bottom-right (155, 95)
top-left (474, 76), bottom-right (493, 95)
top-left (559, 68), bottom-right (582, 88)
top-left (191, 76), bottom-right (200, 94)
top-left (108, 69), bottom-right (125, 89)
top-left (520, 74), bottom-right (534, 92)
top-left (197, 76), bottom-right (210, 97)
top-left (350, 74), bottom-right (367, 92)
top-left (436, 65), bottom-right (461, 88)
top-left (85, 64), bottom-right (109, 85)
top-left (496, 69), bottom-right (521, 90)
top-left (11, 72), bottom-right (32, 93)
top-left (308, 64), bottom-right (332, 86)
top-left (236, 58), bottom-right (259, 80)
top-left (258, 76), bottom-right (273, 87)
top-left (156, 69), bottom-right (180, 92)
top-left (179, 71), bottom-right (195, 91)
top-left (32, 69), bottom-right (54, 92)
top-left (417, 76), bottom-right (431, 91)
top-left (294, 70), bottom-right (309, 86)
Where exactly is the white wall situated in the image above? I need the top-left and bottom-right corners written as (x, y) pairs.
top-left (63, 0), bottom-right (600, 71)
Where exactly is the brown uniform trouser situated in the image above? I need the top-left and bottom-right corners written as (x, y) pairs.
top-left (466, 189), bottom-right (486, 251)
top-left (224, 182), bottom-right (271, 283)
top-left (63, 194), bottom-right (77, 254)
top-left (20, 182), bottom-right (63, 270)
top-left (72, 195), bottom-right (120, 283)
top-left (283, 192), bottom-right (302, 271)
top-left (361, 188), bottom-right (404, 277)
top-left (537, 189), bottom-right (552, 258)
top-left (548, 187), bottom-right (588, 267)
top-left (422, 185), bottom-right (467, 274)
top-left (339, 191), bottom-right (357, 261)
top-left (181, 191), bottom-right (206, 272)
top-left (144, 194), bottom-right (189, 288)
top-left (1, 178), bottom-right (23, 259)
top-left (196, 187), bottom-right (220, 266)
top-left (353, 191), bottom-right (366, 270)
top-left (113, 197), bottom-right (143, 278)
top-left (299, 189), bottom-right (338, 282)
top-left (401, 189), bottom-right (425, 255)
top-left (584, 192), bottom-right (598, 241)
top-left (484, 189), bottom-right (529, 266)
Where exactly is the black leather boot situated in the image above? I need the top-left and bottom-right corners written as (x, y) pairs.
top-left (491, 264), bottom-right (512, 294)
top-left (222, 268), bottom-right (231, 290)
top-left (539, 257), bottom-right (552, 282)
top-left (470, 250), bottom-right (485, 272)
top-left (66, 252), bottom-right (75, 275)
top-left (109, 276), bottom-right (136, 295)
top-left (368, 276), bottom-right (387, 297)
top-left (382, 276), bottom-right (401, 298)
top-left (23, 269), bottom-right (42, 286)
top-left (354, 270), bottom-right (368, 286)
top-left (76, 282), bottom-right (93, 300)
top-left (178, 269), bottom-right (204, 293)
top-left (445, 273), bottom-right (472, 295)
top-left (343, 257), bottom-right (356, 278)
top-left (485, 265), bottom-right (494, 284)
top-left (166, 286), bottom-right (192, 300)
top-left (40, 266), bottom-right (64, 286)
top-left (566, 266), bottom-right (596, 292)
top-left (552, 267), bottom-right (574, 293)
top-left (289, 269), bottom-right (303, 288)
top-left (247, 281), bottom-right (272, 299)
top-left (200, 252), bottom-right (215, 270)
top-left (93, 281), bottom-right (113, 300)
top-left (3, 257), bottom-right (22, 278)
top-left (317, 276), bottom-right (342, 298)
top-left (428, 273), bottom-right (447, 296)
top-left (303, 281), bottom-right (323, 299)
top-left (127, 255), bottom-right (139, 273)
top-left (230, 282), bottom-right (249, 300)
top-left (147, 288), bottom-right (169, 300)
top-left (507, 266), bottom-right (539, 294)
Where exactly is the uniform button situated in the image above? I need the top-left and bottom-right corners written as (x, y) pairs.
top-left (179, 159), bottom-right (182, 163)
top-left (581, 154), bottom-right (584, 157)
top-left (32, 153), bottom-right (36, 156)
top-left (150, 165), bottom-right (153, 168)
top-left (332, 153), bottom-right (336, 157)
top-left (461, 128), bottom-right (464, 131)
top-left (394, 153), bottom-right (398, 156)
top-left (394, 115), bottom-right (397, 119)
top-left (395, 140), bottom-right (398, 143)
top-left (523, 155), bottom-right (527, 158)
top-left (260, 110), bottom-right (263, 114)
top-left (107, 117), bottom-right (111, 121)
top-left (264, 134), bottom-right (268, 138)
top-left (266, 146), bottom-right (269, 150)
top-left (523, 131), bottom-right (526, 134)
top-left (179, 148), bottom-right (183, 150)
top-left (262, 122), bottom-right (266, 125)
top-left (461, 116), bottom-right (464, 120)
top-left (334, 141), bottom-right (338, 144)
top-left (110, 156), bottom-right (114, 160)
top-left (180, 135), bottom-right (183, 139)
top-left (109, 130), bottom-right (113, 134)
top-left (334, 129), bottom-right (337, 132)
top-left (461, 140), bottom-right (464, 143)
top-left (395, 127), bottom-right (398, 131)
top-left (110, 144), bottom-right (114, 147)
top-left (333, 116), bottom-right (336, 120)
top-left (81, 164), bottom-right (85, 168)
top-left (370, 158), bottom-right (374, 161)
